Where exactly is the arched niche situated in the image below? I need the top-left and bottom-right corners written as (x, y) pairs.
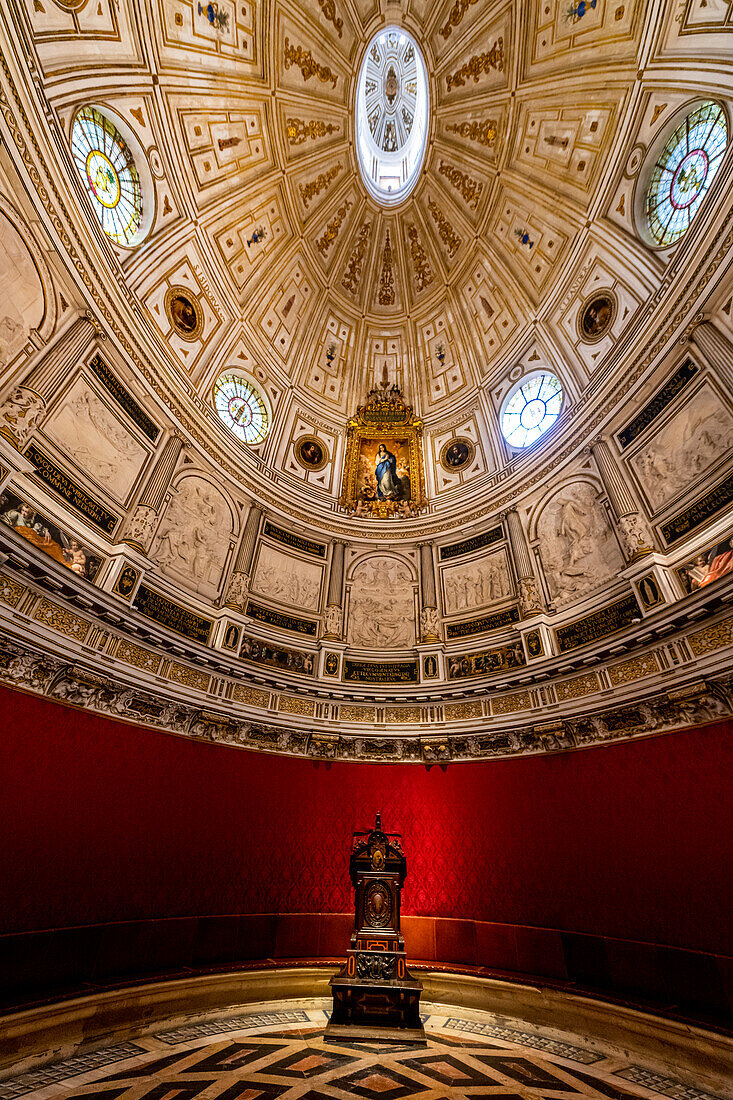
top-left (150, 472), bottom-right (238, 599)
top-left (346, 552), bottom-right (417, 650)
top-left (529, 475), bottom-right (624, 609)
top-left (0, 204), bottom-right (53, 372)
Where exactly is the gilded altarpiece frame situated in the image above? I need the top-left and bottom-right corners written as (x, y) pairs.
top-left (339, 391), bottom-right (426, 518)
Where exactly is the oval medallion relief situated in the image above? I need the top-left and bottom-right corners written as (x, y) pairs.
top-left (365, 880), bottom-right (392, 927)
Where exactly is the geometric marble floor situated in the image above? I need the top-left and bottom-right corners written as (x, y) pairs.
top-left (0, 1004), bottom-right (727, 1100)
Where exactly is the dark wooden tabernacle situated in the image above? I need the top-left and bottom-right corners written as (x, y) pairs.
top-left (326, 812), bottom-right (425, 1042)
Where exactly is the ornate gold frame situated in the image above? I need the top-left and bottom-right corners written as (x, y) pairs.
top-left (339, 389), bottom-right (426, 518)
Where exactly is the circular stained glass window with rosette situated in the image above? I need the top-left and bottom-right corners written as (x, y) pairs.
top-left (71, 106), bottom-right (144, 246)
top-left (645, 101), bottom-right (727, 247)
top-left (355, 26), bottom-right (429, 205)
top-left (501, 372), bottom-right (563, 449)
top-left (213, 373), bottom-right (270, 445)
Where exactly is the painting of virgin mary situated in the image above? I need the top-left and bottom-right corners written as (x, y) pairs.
top-left (375, 443), bottom-right (399, 499)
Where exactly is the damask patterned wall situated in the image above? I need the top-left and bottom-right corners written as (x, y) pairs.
top-left (2, 685), bottom-right (732, 963)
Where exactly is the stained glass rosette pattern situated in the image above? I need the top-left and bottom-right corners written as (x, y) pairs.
top-left (646, 102), bottom-right (727, 247)
top-left (501, 373), bottom-right (563, 448)
top-left (71, 107), bottom-right (143, 246)
top-left (213, 374), bottom-right (269, 444)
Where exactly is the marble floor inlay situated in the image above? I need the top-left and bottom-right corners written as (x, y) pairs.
top-left (0, 1005), bottom-right (727, 1100)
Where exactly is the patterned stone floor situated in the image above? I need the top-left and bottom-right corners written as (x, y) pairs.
top-left (0, 1003), bottom-right (728, 1100)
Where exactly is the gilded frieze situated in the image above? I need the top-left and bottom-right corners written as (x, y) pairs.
top-left (286, 118), bottom-right (340, 145)
top-left (437, 161), bottom-right (483, 209)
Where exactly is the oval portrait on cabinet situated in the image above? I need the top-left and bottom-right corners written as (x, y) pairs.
top-left (440, 438), bottom-right (475, 472)
top-left (165, 287), bottom-right (203, 341)
top-left (295, 435), bottom-right (328, 471)
top-left (578, 291), bottom-right (616, 343)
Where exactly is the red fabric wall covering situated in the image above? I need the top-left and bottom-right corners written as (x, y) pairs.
top-left (1, 684), bottom-right (732, 961)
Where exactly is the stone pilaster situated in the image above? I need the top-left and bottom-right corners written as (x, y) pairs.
top-left (418, 542), bottom-right (441, 641)
top-left (0, 312), bottom-right (100, 449)
top-left (323, 540), bottom-right (346, 639)
top-left (590, 437), bottom-right (654, 562)
top-left (224, 502), bottom-right (263, 610)
top-left (121, 433), bottom-right (185, 553)
top-left (504, 508), bottom-right (544, 616)
top-left (690, 319), bottom-right (733, 378)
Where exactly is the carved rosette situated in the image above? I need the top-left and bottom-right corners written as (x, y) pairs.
top-left (120, 504), bottom-right (159, 552)
top-left (0, 387), bottom-right (45, 448)
top-left (617, 513), bottom-right (654, 562)
top-left (518, 577), bottom-right (544, 617)
top-left (225, 570), bottom-right (250, 611)
top-left (323, 603), bottom-right (343, 639)
top-left (420, 605), bottom-right (441, 642)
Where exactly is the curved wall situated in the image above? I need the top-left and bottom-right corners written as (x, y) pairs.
top-left (1, 685), bottom-right (732, 1017)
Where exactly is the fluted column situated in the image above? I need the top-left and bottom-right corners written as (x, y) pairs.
top-left (0, 312), bottom-right (100, 449)
top-left (590, 437), bottom-right (653, 561)
top-left (224, 502), bottom-right (263, 610)
top-left (323, 540), bottom-right (346, 639)
top-left (504, 508), bottom-right (544, 616)
top-left (418, 542), bottom-right (441, 641)
top-left (690, 320), bottom-right (733, 376)
top-left (121, 433), bottom-right (185, 553)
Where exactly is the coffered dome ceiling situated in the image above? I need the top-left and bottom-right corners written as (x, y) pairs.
top-left (0, 0), bottom-right (733, 763)
top-left (14, 0), bottom-right (731, 524)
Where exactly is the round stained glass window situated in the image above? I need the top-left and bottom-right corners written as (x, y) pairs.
top-left (72, 107), bottom-right (144, 246)
top-left (501, 372), bottom-right (563, 449)
top-left (645, 101), bottom-right (727, 247)
top-left (213, 373), bottom-right (269, 445)
top-left (355, 27), bottom-right (429, 205)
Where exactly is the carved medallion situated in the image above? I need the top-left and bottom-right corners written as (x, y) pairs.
top-left (365, 880), bottom-right (392, 926)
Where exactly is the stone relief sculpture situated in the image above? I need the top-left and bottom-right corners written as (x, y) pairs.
top-left (251, 543), bottom-right (323, 612)
top-left (630, 385), bottom-right (733, 512)
top-left (0, 212), bottom-right (45, 369)
top-left (537, 481), bottom-right (624, 607)
top-left (0, 386), bottom-right (45, 446)
top-left (151, 475), bottom-right (233, 595)
top-left (442, 548), bottom-right (511, 615)
top-left (348, 555), bottom-right (415, 648)
top-left (44, 378), bottom-right (147, 500)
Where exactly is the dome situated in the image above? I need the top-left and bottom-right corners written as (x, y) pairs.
top-left (0, 0), bottom-right (731, 767)
top-left (355, 26), bottom-right (429, 205)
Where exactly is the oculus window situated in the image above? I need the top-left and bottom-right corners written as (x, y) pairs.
top-left (71, 106), bottom-right (146, 246)
top-left (644, 101), bottom-right (727, 247)
top-left (356, 27), bottom-right (429, 205)
top-left (501, 372), bottom-right (563, 449)
top-left (213, 373), bottom-right (269, 445)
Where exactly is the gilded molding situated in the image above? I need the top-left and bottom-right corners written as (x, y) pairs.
top-left (428, 199), bottom-right (461, 256)
top-left (447, 119), bottom-right (498, 147)
top-left (286, 118), bottom-right (340, 145)
top-left (438, 160), bottom-right (483, 209)
top-left (283, 38), bottom-right (338, 88)
top-left (446, 40), bottom-right (504, 91)
top-left (299, 162), bottom-right (343, 207)
top-left (407, 224), bottom-right (434, 291)
top-left (440, 0), bottom-right (480, 39)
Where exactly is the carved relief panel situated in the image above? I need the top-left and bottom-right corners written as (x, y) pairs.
top-left (627, 382), bottom-right (733, 514)
top-left (150, 474), bottom-right (236, 598)
top-left (441, 546), bottom-right (513, 617)
top-left (250, 542), bottom-right (324, 613)
top-left (533, 478), bottom-right (624, 607)
top-left (347, 554), bottom-right (416, 649)
top-left (42, 375), bottom-right (149, 503)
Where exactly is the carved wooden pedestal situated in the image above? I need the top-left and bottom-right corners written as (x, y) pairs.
top-left (326, 813), bottom-right (425, 1043)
